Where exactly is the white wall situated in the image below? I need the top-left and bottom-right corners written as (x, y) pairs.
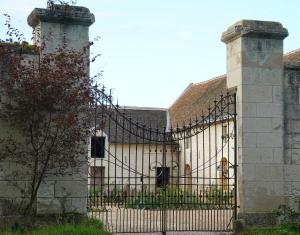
top-left (89, 121), bottom-right (235, 195)
top-left (88, 130), bottom-right (176, 193)
top-left (177, 120), bottom-right (235, 192)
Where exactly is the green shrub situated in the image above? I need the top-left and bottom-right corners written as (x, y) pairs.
top-left (206, 186), bottom-right (234, 207)
top-left (88, 185), bottom-right (124, 207)
top-left (274, 195), bottom-right (300, 233)
top-left (125, 186), bottom-right (234, 209)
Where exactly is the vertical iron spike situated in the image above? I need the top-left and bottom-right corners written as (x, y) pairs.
top-left (220, 91), bottom-right (224, 98)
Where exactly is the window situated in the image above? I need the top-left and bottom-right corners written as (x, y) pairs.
top-left (90, 166), bottom-right (105, 187)
top-left (91, 136), bottom-right (105, 158)
top-left (156, 167), bottom-right (170, 187)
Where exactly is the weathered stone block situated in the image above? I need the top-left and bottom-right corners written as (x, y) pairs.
top-left (272, 181), bottom-right (285, 196)
top-left (0, 162), bottom-right (11, 180)
top-left (0, 181), bottom-right (29, 198)
top-left (242, 102), bottom-right (257, 117)
top-left (227, 37), bottom-right (242, 55)
top-left (242, 147), bottom-right (283, 164)
top-left (243, 85), bottom-right (273, 103)
top-left (242, 147), bottom-right (261, 163)
top-left (242, 163), bottom-right (256, 181)
top-left (285, 165), bottom-right (300, 181)
top-left (37, 198), bottom-right (72, 214)
top-left (291, 149), bottom-right (300, 164)
top-left (290, 181), bottom-right (300, 196)
top-left (55, 180), bottom-right (87, 198)
top-left (243, 52), bottom-right (283, 69)
top-left (258, 148), bottom-right (275, 163)
top-left (257, 133), bottom-right (283, 147)
top-left (284, 87), bottom-right (299, 105)
top-left (71, 198), bottom-right (87, 214)
top-left (242, 38), bottom-right (283, 53)
top-left (243, 117), bottom-right (282, 133)
top-left (273, 148), bottom-right (284, 163)
top-left (256, 103), bottom-right (282, 118)
top-left (285, 134), bottom-right (300, 149)
top-left (255, 164), bottom-right (283, 181)
top-left (72, 164), bottom-right (88, 181)
top-left (227, 68), bottom-right (242, 88)
top-left (287, 120), bottom-right (300, 134)
top-left (227, 53), bottom-right (242, 71)
top-left (243, 189), bottom-right (285, 212)
top-left (273, 86), bottom-right (283, 103)
top-left (243, 67), bottom-right (282, 86)
top-left (37, 181), bottom-right (55, 198)
top-left (242, 132), bottom-right (257, 147)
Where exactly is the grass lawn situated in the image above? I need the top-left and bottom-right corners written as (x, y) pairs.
top-left (239, 227), bottom-right (300, 235)
top-left (0, 218), bottom-right (111, 235)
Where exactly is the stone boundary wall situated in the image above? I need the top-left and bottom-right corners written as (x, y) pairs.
top-left (283, 65), bottom-right (300, 202)
top-left (0, 4), bottom-right (94, 217)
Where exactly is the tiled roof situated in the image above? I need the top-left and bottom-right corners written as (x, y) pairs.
top-left (284, 48), bottom-right (300, 63)
top-left (101, 107), bottom-right (168, 144)
top-left (169, 75), bottom-right (227, 127)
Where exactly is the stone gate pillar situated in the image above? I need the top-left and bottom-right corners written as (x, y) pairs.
top-left (27, 5), bottom-right (94, 215)
top-left (221, 20), bottom-right (288, 225)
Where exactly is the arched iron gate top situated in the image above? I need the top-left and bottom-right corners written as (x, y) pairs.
top-left (88, 84), bottom-right (237, 233)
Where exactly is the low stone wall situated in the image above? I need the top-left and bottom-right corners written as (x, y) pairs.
top-left (283, 65), bottom-right (300, 204)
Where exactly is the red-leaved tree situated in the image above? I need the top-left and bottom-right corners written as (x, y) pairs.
top-left (0, 10), bottom-right (98, 216)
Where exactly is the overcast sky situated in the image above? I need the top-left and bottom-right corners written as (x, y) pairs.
top-left (1, 0), bottom-right (300, 108)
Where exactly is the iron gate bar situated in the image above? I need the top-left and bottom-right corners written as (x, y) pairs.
top-left (88, 86), bottom-right (237, 233)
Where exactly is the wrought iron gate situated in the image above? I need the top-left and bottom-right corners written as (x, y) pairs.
top-left (88, 86), bottom-right (237, 233)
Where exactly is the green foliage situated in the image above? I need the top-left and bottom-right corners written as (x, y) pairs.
top-left (0, 218), bottom-right (110, 235)
top-left (0, 42), bottom-right (37, 54)
top-left (238, 227), bottom-right (300, 235)
top-left (206, 186), bottom-right (234, 206)
top-left (239, 196), bottom-right (300, 235)
top-left (125, 186), bottom-right (234, 209)
top-left (274, 195), bottom-right (300, 233)
top-left (88, 185), bottom-right (124, 207)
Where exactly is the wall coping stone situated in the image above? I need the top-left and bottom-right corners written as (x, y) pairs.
top-left (221, 20), bottom-right (288, 43)
top-left (28, 4), bottom-right (95, 27)
top-left (284, 62), bottom-right (300, 70)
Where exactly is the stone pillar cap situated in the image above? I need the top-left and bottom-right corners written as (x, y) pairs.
top-left (221, 20), bottom-right (288, 43)
top-left (28, 4), bottom-right (95, 27)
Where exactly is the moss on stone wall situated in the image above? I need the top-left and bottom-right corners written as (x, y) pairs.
top-left (0, 42), bottom-right (38, 54)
